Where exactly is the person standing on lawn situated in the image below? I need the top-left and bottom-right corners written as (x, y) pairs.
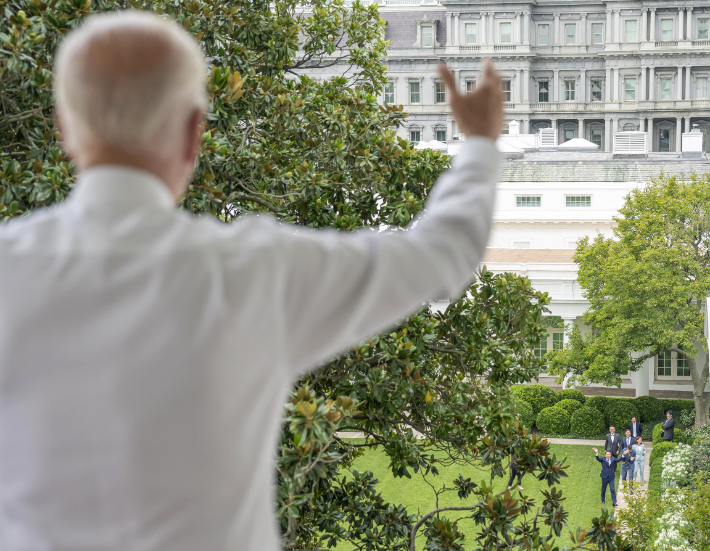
top-left (593, 448), bottom-right (623, 507)
top-left (662, 410), bottom-right (675, 441)
top-left (605, 426), bottom-right (621, 458)
top-left (628, 416), bottom-right (642, 439)
top-left (632, 436), bottom-right (647, 484)
top-left (507, 454), bottom-right (524, 491)
top-left (620, 444), bottom-right (635, 492)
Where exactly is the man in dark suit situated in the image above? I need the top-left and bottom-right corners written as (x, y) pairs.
top-left (628, 416), bottom-right (642, 439)
top-left (593, 447), bottom-right (623, 506)
top-left (605, 426), bottom-right (621, 457)
top-left (662, 411), bottom-right (675, 441)
top-left (622, 429), bottom-right (634, 451)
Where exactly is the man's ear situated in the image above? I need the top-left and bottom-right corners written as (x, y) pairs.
top-left (184, 108), bottom-right (205, 163)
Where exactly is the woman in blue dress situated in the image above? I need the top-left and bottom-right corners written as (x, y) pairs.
top-left (632, 436), bottom-right (647, 483)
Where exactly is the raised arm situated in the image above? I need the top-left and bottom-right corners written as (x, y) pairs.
top-left (276, 60), bottom-right (505, 373)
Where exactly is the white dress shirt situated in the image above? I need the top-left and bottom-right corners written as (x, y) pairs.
top-left (0, 138), bottom-right (499, 551)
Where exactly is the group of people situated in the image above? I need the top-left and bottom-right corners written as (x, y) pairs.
top-left (593, 410), bottom-right (675, 506)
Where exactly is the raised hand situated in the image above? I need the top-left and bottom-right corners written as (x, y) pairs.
top-left (438, 58), bottom-right (503, 141)
top-left (593, 447), bottom-right (598, 454)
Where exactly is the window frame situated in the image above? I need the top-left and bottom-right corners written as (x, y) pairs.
top-left (565, 23), bottom-right (576, 45)
top-left (465, 79), bottom-right (476, 94)
top-left (624, 19), bottom-right (637, 42)
top-left (409, 80), bottom-right (421, 104)
top-left (465, 22), bottom-right (477, 44)
top-left (535, 328), bottom-right (565, 359)
top-left (624, 77), bottom-right (636, 101)
top-left (516, 195), bottom-right (542, 207)
top-left (697, 76), bottom-right (709, 99)
top-left (656, 351), bottom-right (692, 380)
top-left (500, 22), bottom-right (512, 44)
top-left (591, 22), bottom-right (604, 44)
top-left (590, 128), bottom-right (603, 148)
top-left (566, 195), bottom-right (592, 207)
top-left (434, 81), bottom-right (446, 104)
top-left (660, 18), bottom-right (673, 41)
top-left (409, 128), bottom-right (421, 143)
top-left (591, 78), bottom-right (603, 101)
top-left (538, 80), bottom-right (550, 102)
top-left (501, 79), bottom-right (512, 102)
top-left (383, 81), bottom-right (395, 105)
top-left (564, 79), bottom-right (576, 101)
top-left (435, 128), bottom-right (447, 142)
top-left (699, 18), bottom-right (709, 40)
top-left (660, 77), bottom-right (672, 100)
top-left (538, 24), bottom-right (550, 46)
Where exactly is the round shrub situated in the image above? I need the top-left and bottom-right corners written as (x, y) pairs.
top-left (511, 385), bottom-right (559, 416)
top-left (585, 396), bottom-right (610, 414)
top-left (515, 400), bottom-right (536, 430)
top-left (556, 389), bottom-right (586, 404)
top-left (679, 408), bottom-right (696, 427)
top-left (556, 399), bottom-right (583, 415)
top-left (570, 406), bottom-right (606, 438)
top-left (634, 395), bottom-right (664, 423)
top-left (604, 400), bottom-right (638, 431)
top-left (536, 406), bottom-right (571, 435)
top-left (652, 422), bottom-right (686, 445)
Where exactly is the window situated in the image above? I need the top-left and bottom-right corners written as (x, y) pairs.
top-left (661, 19), bottom-right (673, 41)
top-left (659, 128), bottom-right (670, 152)
top-left (409, 81), bottom-right (420, 104)
top-left (565, 23), bottom-right (576, 44)
top-left (516, 196), bottom-right (541, 207)
top-left (535, 329), bottom-right (565, 358)
top-left (566, 195), bottom-right (592, 207)
top-left (466, 80), bottom-right (476, 94)
top-left (624, 78), bottom-right (636, 101)
top-left (564, 128), bottom-right (574, 142)
top-left (435, 81), bottom-right (446, 103)
top-left (435, 128), bottom-right (446, 142)
top-left (534, 337), bottom-right (548, 358)
top-left (590, 128), bottom-right (602, 148)
top-left (697, 77), bottom-right (708, 99)
top-left (591, 79), bottom-right (603, 101)
top-left (409, 129), bottom-right (421, 143)
top-left (699, 18), bottom-right (709, 40)
top-left (677, 353), bottom-right (690, 377)
top-left (500, 22), bottom-right (512, 44)
top-left (383, 82), bottom-right (395, 105)
top-left (625, 20), bottom-right (637, 42)
top-left (565, 80), bottom-right (576, 101)
top-left (660, 77), bottom-right (672, 100)
top-left (465, 22), bottom-right (477, 44)
top-left (501, 80), bottom-right (511, 102)
top-left (592, 23), bottom-right (603, 44)
top-left (656, 351), bottom-right (691, 379)
top-left (538, 80), bottom-right (549, 102)
top-left (421, 26), bottom-right (433, 47)
top-left (552, 332), bottom-right (564, 351)
top-left (657, 351), bottom-right (672, 377)
top-left (538, 24), bottom-right (549, 45)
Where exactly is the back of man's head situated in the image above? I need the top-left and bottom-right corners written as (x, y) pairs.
top-left (54, 11), bottom-right (207, 160)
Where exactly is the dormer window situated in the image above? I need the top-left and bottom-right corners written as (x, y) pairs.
top-left (422, 26), bottom-right (433, 47)
top-left (414, 16), bottom-right (440, 48)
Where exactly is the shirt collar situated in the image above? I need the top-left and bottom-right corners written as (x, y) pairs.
top-left (71, 165), bottom-right (176, 213)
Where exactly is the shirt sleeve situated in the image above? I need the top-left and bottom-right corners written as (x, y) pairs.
top-left (275, 137), bottom-right (500, 374)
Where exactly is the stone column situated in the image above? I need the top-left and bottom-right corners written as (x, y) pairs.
top-left (515, 12), bottom-right (522, 44)
top-left (524, 11), bottom-right (531, 44)
top-left (480, 13), bottom-right (487, 44)
top-left (678, 9), bottom-right (684, 41)
top-left (612, 117), bottom-right (619, 134)
top-left (580, 119), bottom-right (585, 140)
top-left (615, 10), bottom-right (621, 42)
top-left (649, 66), bottom-right (655, 99)
top-left (612, 67), bottom-right (619, 101)
top-left (676, 117), bottom-right (682, 151)
top-left (677, 67), bottom-right (684, 99)
top-left (523, 119), bottom-right (530, 133)
top-left (686, 7), bottom-right (693, 40)
top-left (642, 9), bottom-right (648, 41)
top-left (553, 69), bottom-right (559, 102)
top-left (580, 14), bottom-right (587, 45)
top-left (554, 13), bottom-right (560, 47)
top-left (650, 9), bottom-right (656, 41)
top-left (489, 12), bottom-right (495, 44)
top-left (605, 117), bottom-right (612, 151)
top-left (606, 67), bottom-right (612, 101)
top-left (523, 68), bottom-right (530, 102)
top-left (453, 13), bottom-right (460, 45)
top-left (606, 10), bottom-right (613, 42)
top-left (580, 68), bottom-right (586, 102)
top-left (446, 13), bottom-right (452, 46)
top-left (686, 66), bottom-right (692, 99)
top-left (551, 119), bottom-right (557, 129)
top-left (641, 66), bottom-right (647, 101)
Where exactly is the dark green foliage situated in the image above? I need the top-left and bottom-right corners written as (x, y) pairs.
top-left (659, 398), bottom-right (696, 416)
top-left (647, 461), bottom-right (663, 496)
top-left (648, 441), bottom-right (679, 467)
top-left (652, 422), bottom-right (686, 445)
top-left (570, 406), bottom-right (606, 438)
top-left (633, 395), bottom-right (663, 423)
top-left (515, 400), bottom-right (536, 430)
top-left (511, 384), bottom-right (559, 416)
top-left (536, 406), bottom-right (571, 435)
top-left (603, 401), bottom-right (638, 431)
top-left (585, 396), bottom-right (610, 414)
top-left (556, 388), bottom-right (586, 404)
top-left (556, 399), bottom-right (583, 415)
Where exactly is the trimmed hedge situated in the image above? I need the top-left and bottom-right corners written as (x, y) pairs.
top-left (570, 406), bottom-right (606, 438)
top-left (652, 422), bottom-right (686, 445)
top-left (515, 400), bottom-right (536, 430)
top-left (556, 399), bottom-right (583, 415)
top-left (585, 396), bottom-right (610, 414)
top-left (511, 385), bottom-right (559, 416)
top-left (556, 389), bottom-right (586, 404)
top-left (648, 441), bottom-right (678, 468)
top-left (659, 398), bottom-right (695, 416)
top-left (603, 400), bottom-right (639, 431)
top-left (648, 460), bottom-right (663, 496)
top-left (633, 395), bottom-right (663, 423)
top-left (536, 406), bottom-right (571, 434)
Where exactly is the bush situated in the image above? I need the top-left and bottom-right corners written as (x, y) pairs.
top-left (556, 389), bottom-right (586, 404)
top-left (649, 441), bottom-right (678, 468)
top-left (556, 399), bottom-right (583, 415)
top-left (515, 400), bottom-right (536, 430)
top-left (659, 398), bottom-right (695, 416)
top-left (652, 422), bottom-right (686, 445)
top-left (511, 385), bottom-right (559, 416)
top-left (536, 406), bottom-right (571, 435)
top-left (679, 408), bottom-right (695, 426)
top-left (603, 400), bottom-right (639, 432)
top-left (585, 396), bottom-right (610, 414)
top-left (633, 395), bottom-right (663, 423)
top-left (570, 406), bottom-right (606, 438)
top-left (648, 461), bottom-right (663, 496)
top-left (690, 429), bottom-right (710, 474)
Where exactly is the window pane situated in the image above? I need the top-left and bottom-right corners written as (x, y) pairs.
top-left (435, 129), bottom-right (446, 142)
top-left (500, 22), bottom-right (512, 44)
top-left (565, 80), bottom-right (576, 101)
top-left (552, 332), bottom-right (564, 350)
top-left (659, 129), bottom-right (670, 152)
top-left (676, 353), bottom-right (690, 377)
top-left (699, 18), bottom-right (709, 40)
top-left (661, 19), bottom-right (672, 41)
top-left (466, 80), bottom-right (476, 94)
top-left (566, 196), bottom-right (592, 207)
top-left (564, 129), bottom-right (574, 142)
top-left (410, 82), bottom-right (420, 103)
top-left (384, 82), bottom-right (394, 104)
top-left (538, 24), bottom-right (549, 45)
top-left (590, 129), bottom-right (602, 147)
top-left (409, 130), bottom-right (420, 143)
top-left (624, 78), bottom-right (636, 101)
top-left (698, 77), bottom-right (708, 99)
top-left (465, 23), bottom-right (477, 44)
top-left (625, 20), bottom-right (637, 42)
top-left (501, 80), bottom-right (511, 101)
top-left (516, 196), bottom-right (542, 207)
top-left (592, 23), bottom-right (603, 44)
top-left (658, 351), bottom-right (672, 377)
top-left (660, 78), bottom-right (671, 100)
top-left (591, 79), bottom-right (603, 101)
top-left (421, 26), bottom-right (433, 47)
top-left (538, 81), bottom-right (549, 102)
top-left (435, 82), bottom-right (446, 103)
top-left (534, 335), bottom-right (549, 358)
top-left (565, 23), bottom-right (576, 44)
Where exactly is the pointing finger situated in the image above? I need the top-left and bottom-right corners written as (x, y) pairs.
top-left (438, 63), bottom-right (458, 100)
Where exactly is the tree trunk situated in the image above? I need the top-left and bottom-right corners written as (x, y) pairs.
top-left (690, 355), bottom-right (710, 427)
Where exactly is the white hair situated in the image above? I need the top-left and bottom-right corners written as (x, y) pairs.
top-left (54, 11), bottom-right (207, 158)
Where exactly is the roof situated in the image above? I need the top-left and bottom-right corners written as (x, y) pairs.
top-left (482, 248), bottom-right (577, 263)
top-left (557, 138), bottom-right (599, 150)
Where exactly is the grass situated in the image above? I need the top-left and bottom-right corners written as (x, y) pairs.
top-left (338, 442), bottom-right (621, 549)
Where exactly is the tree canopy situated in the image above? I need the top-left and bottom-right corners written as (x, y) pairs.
top-left (549, 173), bottom-right (710, 427)
top-left (2, 0), bottom-right (639, 549)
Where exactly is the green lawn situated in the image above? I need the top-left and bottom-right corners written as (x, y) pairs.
top-left (339, 442), bottom-right (622, 549)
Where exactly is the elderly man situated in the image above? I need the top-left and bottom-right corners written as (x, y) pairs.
top-left (0, 11), bottom-right (503, 551)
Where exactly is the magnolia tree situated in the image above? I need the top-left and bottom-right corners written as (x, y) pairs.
top-left (549, 174), bottom-right (710, 427)
top-left (2, 0), bottom-right (637, 549)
